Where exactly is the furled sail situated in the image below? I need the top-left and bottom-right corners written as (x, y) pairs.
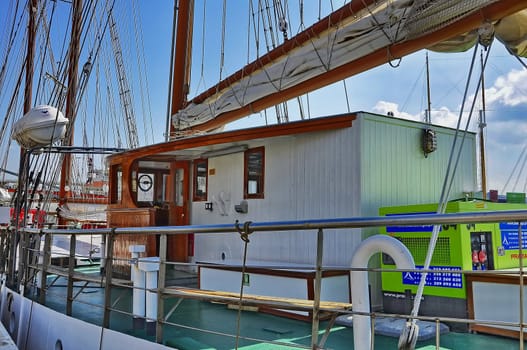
top-left (172, 0), bottom-right (527, 134)
top-left (428, 9), bottom-right (527, 55)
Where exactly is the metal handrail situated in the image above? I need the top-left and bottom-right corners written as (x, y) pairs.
top-left (19, 209), bottom-right (527, 236)
top-left (11, 209), bottom-right (527, 349)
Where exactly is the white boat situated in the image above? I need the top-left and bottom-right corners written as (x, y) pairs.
top-left (11, 105), bottom-right (68, 149)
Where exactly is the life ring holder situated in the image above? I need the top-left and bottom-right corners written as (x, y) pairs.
top-left (138, 174), bottom-right (153, 192)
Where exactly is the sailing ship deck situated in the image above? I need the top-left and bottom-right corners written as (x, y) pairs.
top-left (32, 266), bottom-right (526, 350)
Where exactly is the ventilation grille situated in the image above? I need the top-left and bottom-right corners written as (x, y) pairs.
top-left (382, 236), bottom-right (452, 265)
top-left (399, 236), bottom-right (451, 265)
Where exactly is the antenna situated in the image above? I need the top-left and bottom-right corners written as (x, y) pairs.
top-left (425, 51), bottom-right (432, 124)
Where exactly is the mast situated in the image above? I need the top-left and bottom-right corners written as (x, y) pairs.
top-left (58, 0), bottom-right (82, 225)
top-left (169, 0), bottom-right (194, 137)
top-left (165, 1), bottom-right (178, 141)
top-left (9, 0), bottom-right (38, 288)
top-left (24, 0), bottom-right (36, 113)
top-left (479, 50), bottom-right (487, 199)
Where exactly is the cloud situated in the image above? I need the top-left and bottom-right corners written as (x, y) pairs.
top-left (372, 101), bottom-right (422, 121)
top-left (372, 101), bottom-right (465, 129)
top-left (367, 64), bottom-right (527, 194)
top-left (485, 69), bottom-right (527, 107)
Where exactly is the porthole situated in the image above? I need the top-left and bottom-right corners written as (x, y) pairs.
top-left (55, 339), bottom-right (63, 350)
top-left (8, 311), bottom-right (15, 335)
top-left (6, 293), bottom-right (13, 312)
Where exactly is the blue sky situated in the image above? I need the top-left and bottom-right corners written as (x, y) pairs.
top-left (1, 0), bottom-right (527, 195)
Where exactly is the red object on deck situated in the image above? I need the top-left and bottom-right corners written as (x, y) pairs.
top-left (10, 208), bottom-right (46, 228)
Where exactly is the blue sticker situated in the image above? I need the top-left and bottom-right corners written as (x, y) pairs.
top-left (402, 266), bottom-right (463, 288)
top-left (499, 222), bottom-right (527, 250)
top-left (386, 212), bottom-right (436, 233)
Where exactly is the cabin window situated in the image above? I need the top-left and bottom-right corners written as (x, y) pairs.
top-left (174, 168), bottom-right (185, 206)
top-left (162, 174), bottom-right (170, 202)
top-left (137, 172), bottom-right (155, 203)
top-left (244, 147), bottom-right (265, 199)
top-left (193, 159), bottom-right (208, 201)
top-left (110, 165), bottom-right (122, 204)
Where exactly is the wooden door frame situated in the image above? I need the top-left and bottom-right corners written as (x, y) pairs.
top-left (168, 160), bottom-right (190, 262)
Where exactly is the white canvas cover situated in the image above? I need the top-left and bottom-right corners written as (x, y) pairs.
top-left (173, 1), bottom-right (527, 130)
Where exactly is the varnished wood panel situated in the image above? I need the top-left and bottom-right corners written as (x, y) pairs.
top-left (107, 208), bottom-right (158, 276)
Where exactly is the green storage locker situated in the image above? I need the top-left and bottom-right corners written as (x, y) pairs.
top-left (379, 200), bottom-right (527, 324)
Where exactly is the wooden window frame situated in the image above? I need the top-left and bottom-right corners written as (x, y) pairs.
top-left (109, 164), bottom-right (122, 204)
top-left (244, 147), bottom-right (265, 199)
top-left (193, 158), bottom-right (208, 201)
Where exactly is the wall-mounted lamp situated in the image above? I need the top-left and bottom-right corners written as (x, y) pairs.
top-left (422, 128), bottom-right (437, 158)
top-left (234, 200), bottom-right (248, 214)
top-left (201, 145), bottom-right (248, 158)
top-left (205, 202), bottom-right (213, 211)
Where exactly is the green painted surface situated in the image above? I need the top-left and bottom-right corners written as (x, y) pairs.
top-left (380, 200), bottom-right (527, 299)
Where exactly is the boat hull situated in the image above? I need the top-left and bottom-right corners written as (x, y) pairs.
top-left (0, 284), bottom-right (170, 350)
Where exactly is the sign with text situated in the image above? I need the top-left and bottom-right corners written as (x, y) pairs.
top-left (500, 222), bottom-right (527, 250)
top-left (402, 266), bottom-right (462, 288)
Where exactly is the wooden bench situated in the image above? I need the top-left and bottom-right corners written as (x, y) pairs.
top-left (161, 286), bottom-right (352, 313)
top-left (160, 286), bottom-right (352, 348)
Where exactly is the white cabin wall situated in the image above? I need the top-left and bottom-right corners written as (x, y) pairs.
top-left (358, 113), bottom-right (477, 218)
top-left (192, 127), bottom-right (363, 267)
top-left (191, 152), bottom-right (246, 262)
top-left (356, 112), bottom-right (477, 310)
top-left (191, 112), bottom-right (477, 284)
top-left (288, 128), bottom-right (362, 267)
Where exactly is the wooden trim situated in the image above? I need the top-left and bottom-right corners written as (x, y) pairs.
top-left (466, 272), bottom-right (475, 322)
top-left (161, 287), bottom-right (352, 312)
top-left (169, 161), bottom-right (190, 261)
top-left (307, 277), bottom-right (314, 301)
top-left (108, 114), bottom-right (356, 165)
top-left (466, 272), bottom-right (527, 338)
top-left (200, 265), bottom-right (350, 279)
top-left (466, 272), bottom-right (527, 285)
top-left (161, 286), bottom-right (351, 322)
top-left (244, 147), bottom-right (265, 199)
top-left (469, 324), bottom-right (523, 339)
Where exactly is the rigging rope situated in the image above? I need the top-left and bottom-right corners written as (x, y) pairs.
top-left (273, 0), bottom-right (288, 39)
top-left (514, 154), bottom-right (527, 192)
top-left (194, 0), bottom-right (207, 96)
top-left (219, 0), bottom-right (227, 82)
top-left (399, 41), bottom-right (493, 349)
top-left (505, 54), bottom-right (527, 192)
top-left (0, 0), bottom-right (24, 95)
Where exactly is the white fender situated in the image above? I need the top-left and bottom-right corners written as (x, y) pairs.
top-left (351, 235), bottom-right (415, 350)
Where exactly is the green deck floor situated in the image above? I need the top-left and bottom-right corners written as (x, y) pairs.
top-left (30, 268), bottom-right (526, 350)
